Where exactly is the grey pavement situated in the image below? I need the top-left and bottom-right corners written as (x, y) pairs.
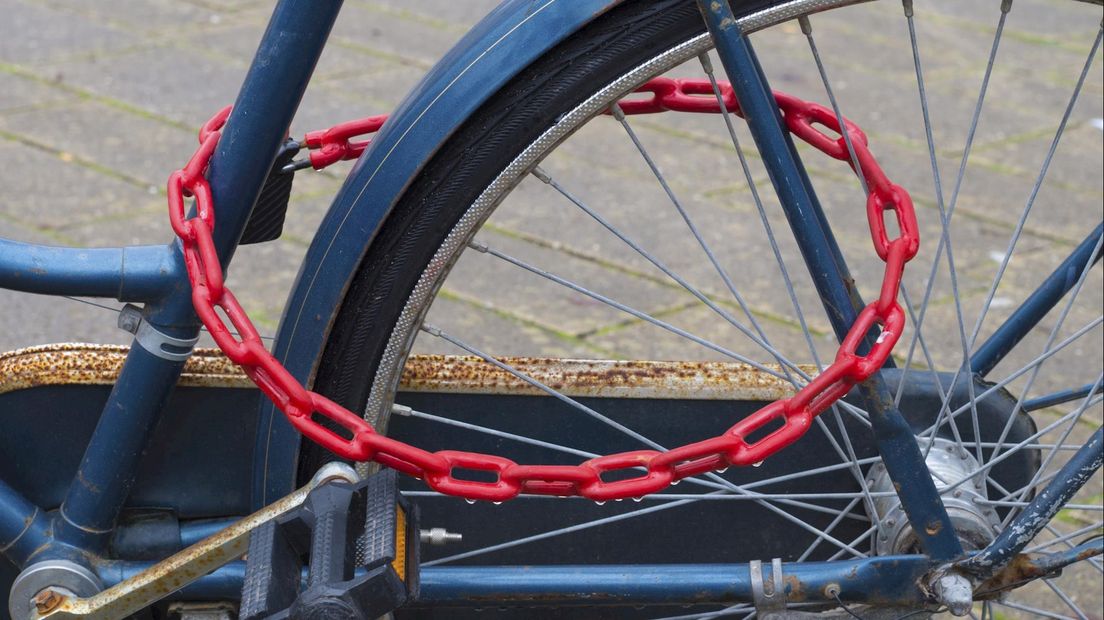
top-left (1, 1), bottom-right (1102, 617)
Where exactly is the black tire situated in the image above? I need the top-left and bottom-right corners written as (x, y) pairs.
top-left (301, 0), bottom-right (736, 479)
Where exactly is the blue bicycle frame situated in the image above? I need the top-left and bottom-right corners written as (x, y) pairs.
top-left (0, 0), bottom-right (1100, 613)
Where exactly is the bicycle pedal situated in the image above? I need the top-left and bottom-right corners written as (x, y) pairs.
top-left (240, 142), bottom-right (298, 245)
top-left (240, 469), bottom-right (419, 620)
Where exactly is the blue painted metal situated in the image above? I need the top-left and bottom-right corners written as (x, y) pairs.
top-left (972, 222), bottom-right (1103, 377)
top-left (100, 557), bottom-right (931, 607)
top-left (254, 0), bottom-right (625, 507)
top-left (0, 478), bottom-right (51, 567)
top-left (49, 0), bottom-right (345, 557)
top-left (54, 345), bottom-right (191, 549)
top-left (1029, 537), bottom-right (1102, 575)
top-left (958, 427), bottom-right (1102, 579)
top-left (1023, 382), bottom-right (1103, 412)
top-left (0, 239), bottom-right (182, 301)
top-left (696, 0), bottom-right (962, 563)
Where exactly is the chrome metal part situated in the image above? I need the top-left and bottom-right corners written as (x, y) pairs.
top-left (930, 571), bottom-right (974, 617)
top-left (118, 305), bottom-right (198, 362)
top-left (8, 560), bottom-right (102, 620)
top-left (751, 558), bottom-right (787, 618)
top-left (419, 528), bottom-right (462, 546)
top-left (869, 438), bottom-right (999, 555)
top-left (310, 461), bottom-right (360, 486)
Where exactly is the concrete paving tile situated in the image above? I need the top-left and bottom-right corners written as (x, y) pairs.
top-left (448, 227), bottom-right (689, 338)
top-left (0, 0), bottom-right (141, 65)
top-left (0, 70), bottom-right (79, 113)
top-left (0, 141), bottom-right (162, 231)
top-left (413, 294), bottom-right (600, 359)
top-left (38, 43), bottom-right (250, 127)
top-left (0, 99), bottom-right (197, 187)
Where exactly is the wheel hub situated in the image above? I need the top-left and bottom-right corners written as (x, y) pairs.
top-left (869, 437), bottom-right (1001, 555)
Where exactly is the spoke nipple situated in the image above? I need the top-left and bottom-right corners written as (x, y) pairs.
top-left (797, 15), bottom-right (812, 36)
top-left (609, 103), bottom-right (626, 122)
top-left (530, 166), bottom-right (552, 184)
top-left (901, 0), bottom-right (914, 18)
top-left (421, 323), bottom-right (442, 337)
top-left (391, 404), bottom-right (413, 417)
top-left (1000, 0), bottom-right (1012, 14)
top-left (420, 527), bottom-right (463, 546)
top-left (697, 53), bottom-right (714, 73)
top-left (467, 240), bottom-right (489, 253)
top-left (824, 583), bottom-right (841, 598)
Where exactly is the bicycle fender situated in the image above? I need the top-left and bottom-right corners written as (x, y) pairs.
top-left (253, 0), bottom-right (627, 507)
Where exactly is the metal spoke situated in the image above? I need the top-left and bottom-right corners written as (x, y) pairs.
top-left (894, 0), bottom-right (1011, 403)
top-left (997, 600), bottom-right (1078, 620)
top-left (612, 104), bottom-right (798, 385)
top-left (1042, 578), bottom-right (1090, 620)
top-left (469, 240), bottom-right (793, 382)
top-left (938, 390), bottom-right (1102, 495)
top-left (402, 405), bottom-right (882, 508)
top-left (965, 22), bottom-right (1102, 352)
top-left (421, 324), bottom-right (871, 556)
top-left (918, 317), bottom-right (1102, 437)
top-left (422, 493), bottom-right (715, 566)
top-left (903, 0), bottom-right (986, 463)
top-left (998, 375), bottom-right (1104, 527)
top-left (1024, 522), bottom-right (1104, 553)
top-left (532, 166), bottom-right (810, 383)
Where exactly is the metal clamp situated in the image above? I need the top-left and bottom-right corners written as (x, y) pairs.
top-left (118, 305), bottom-right (198, 362)
top-left (751, 558), bottom-right (787, 618)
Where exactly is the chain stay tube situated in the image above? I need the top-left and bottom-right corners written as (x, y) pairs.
top-left (168, 78), bottom-right (918, 503)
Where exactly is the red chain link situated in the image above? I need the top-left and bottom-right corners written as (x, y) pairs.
top-left (167, 76), bottom-right (918, 502)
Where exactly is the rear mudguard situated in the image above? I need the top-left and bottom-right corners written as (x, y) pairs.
top-left (252, 0), bottom-right (628, 507)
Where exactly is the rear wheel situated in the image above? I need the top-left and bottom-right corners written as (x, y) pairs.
top-left (308, 0), bottom-right (1103, 617)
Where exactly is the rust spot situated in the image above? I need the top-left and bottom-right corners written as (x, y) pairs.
top-left (784, 574), bottom-right (806, 602)
top-left (399, 355), bottom-right (815, 401)
top-left (0, 344), bottom-right (252, 396)
top-left (975, 553), bottom-right (1050, 598)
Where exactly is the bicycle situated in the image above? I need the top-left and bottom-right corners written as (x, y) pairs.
top-left (0, 0), bottom-right (1101, 618)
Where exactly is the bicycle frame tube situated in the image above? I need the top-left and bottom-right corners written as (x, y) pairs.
top-left (697, 0), bottom-right (963, 562)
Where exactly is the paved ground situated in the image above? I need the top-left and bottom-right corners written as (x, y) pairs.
top-left (1, 0), bottom-right (1101, 617)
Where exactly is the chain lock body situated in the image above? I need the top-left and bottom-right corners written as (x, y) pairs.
top-left (167, 78), bottom-right (919, 503)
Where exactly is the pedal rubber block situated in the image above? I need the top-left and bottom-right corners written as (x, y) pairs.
top-left (239, 469), bottom-right (418, 620)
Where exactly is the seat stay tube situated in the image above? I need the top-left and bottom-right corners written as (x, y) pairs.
top-left (49, 0), bottom-right (346, 556)
top-left (695, 0), bottom-right (964, 561)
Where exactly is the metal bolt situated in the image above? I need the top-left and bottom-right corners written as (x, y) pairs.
top-left (932, 573), bottom-right (973, 616)
top-left (34, 589), bottom-right (65, 614)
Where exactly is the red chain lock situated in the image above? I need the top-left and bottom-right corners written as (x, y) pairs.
top-left (167, 77), bottom-right (919, 502)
